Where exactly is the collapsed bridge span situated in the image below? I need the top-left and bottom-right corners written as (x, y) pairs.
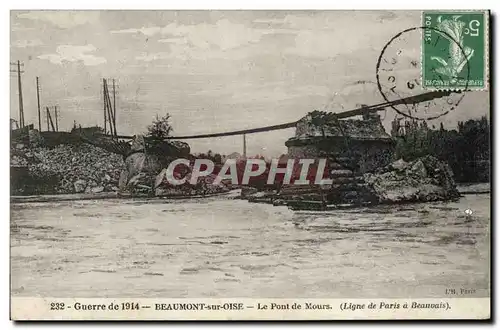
top-left (97, 90), bottom-right (455, 141)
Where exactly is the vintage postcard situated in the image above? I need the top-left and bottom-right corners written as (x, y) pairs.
top-left (10, 10), bottom-right (490, 320)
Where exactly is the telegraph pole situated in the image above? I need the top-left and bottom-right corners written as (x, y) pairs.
top-left (243, 134), bottom-right (247, 158)
top-left (10, 61), bottom-right (25, 128)
top-left (104, 81), bottom-right (115, 137)
top-left (103, 78), bottom-right (107, 134)
top-left (102, 78), bottom-right (119, 137)
top-left (54, 105), bottom-right (59, 132)
top-left (17, 61), bottom-right (24, 128)
top-left (113, 78), bottom-right (116, 129)
top-left (46, 107), bottom-right (49, 131)
top-left (36, 77), bottom-right (41, 131)
top-left (46, 107), bottom-right (55, 132)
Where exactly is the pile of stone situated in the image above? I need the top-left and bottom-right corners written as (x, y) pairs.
top-left (154, 171), bottom-right (229, 197)
top-left (10, 151), bottom-right (29, 167)
top-left (117, 135), bottom-right (228, 197)
top-left (16, 144), bottom-right (125, 194)
top-left (264, 158), bottom-right (377, 208)
top-left (363, 155), bottom-right (460, 203)
top-left (244, 155), bottom-right (460, 209)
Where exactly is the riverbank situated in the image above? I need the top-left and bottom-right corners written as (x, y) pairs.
top-left (457, 183), bottom-right (490, 195)
top-left (10, 189), bottom-right (242, 204)
top-left (10, 183), bottom-right (488, 204)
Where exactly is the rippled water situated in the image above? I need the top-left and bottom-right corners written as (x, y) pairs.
top-left (11, 194), bottom-right (490, 298)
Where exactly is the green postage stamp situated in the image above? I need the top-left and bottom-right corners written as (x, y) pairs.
top-left (422, 11), bottom-right (489, 90)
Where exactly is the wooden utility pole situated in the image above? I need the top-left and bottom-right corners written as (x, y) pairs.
top-left (101, 78), bottom-right (119, 137)
top-left (113, 78), bottom-right (116, 133)
top-left (103, 82), bottom-right (112, 136)
top-left (104, 81), bottom-right (117, 138)
top-left (243, 134), bottom-right (247, 158)
top-left (45, 107), bottom-right (49, 131)
top-left (106, 83), bottom-right (113, 135)
top-left (103, 78), bottom-right (107, 134)
top-left (54, 106), bottom-right (59, 132)
top-left (17, 61), bottom-right (24, 128)
top-left (10, 61), bottom-right (25, 128)
top-left (36, 77), bottom-right (41, 131)
top-left (46, 107), bottom-right (55, 132)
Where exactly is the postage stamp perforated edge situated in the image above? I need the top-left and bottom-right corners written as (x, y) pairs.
top-left (421, 10), bottom-right (489, 92)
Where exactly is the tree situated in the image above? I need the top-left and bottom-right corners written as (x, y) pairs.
top-left (147, 113), bottom-right (173, 139)
top-left (394, 117), bottom-right (490, 183)
top-left (213, 153), bottom-right (222, 164)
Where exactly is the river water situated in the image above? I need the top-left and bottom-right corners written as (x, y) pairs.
top-left (11, 194), bottom-right (490, 298)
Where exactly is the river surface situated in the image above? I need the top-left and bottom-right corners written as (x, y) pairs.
top-left (11, 194), bottom-right (490, 298)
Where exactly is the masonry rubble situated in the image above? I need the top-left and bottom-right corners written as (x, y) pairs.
top-left (10, 129), bottom-right (229, 196)
top-left (242, 111), bottom-right (460, 207)
top-left (12, 142), bottom-right (125, 195)
top-left (363, 156), bottom-right (460, 204)
top-left (11, 128), bottom-right (460, 205)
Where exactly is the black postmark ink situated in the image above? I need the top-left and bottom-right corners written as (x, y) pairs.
top-left (375, 26), bottom-right (470, 121)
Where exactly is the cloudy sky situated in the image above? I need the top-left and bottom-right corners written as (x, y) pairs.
top-left (10, 10), bottom-right (489, 156)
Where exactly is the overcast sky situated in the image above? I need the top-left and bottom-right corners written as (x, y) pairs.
top-left (10, 10), bottom-right (489, 156)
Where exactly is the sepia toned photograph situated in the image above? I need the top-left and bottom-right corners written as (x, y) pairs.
top-left (10, 10), bottom-right (490, 320)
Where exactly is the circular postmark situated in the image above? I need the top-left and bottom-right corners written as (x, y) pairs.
top-left (376, 26), bottom-right (470, 121)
